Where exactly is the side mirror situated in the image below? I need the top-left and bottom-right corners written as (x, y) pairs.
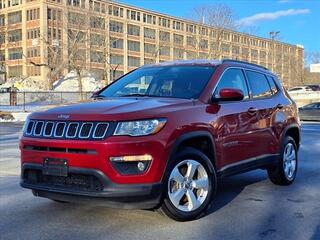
top-left (212, 88), bottom-right (244, 102)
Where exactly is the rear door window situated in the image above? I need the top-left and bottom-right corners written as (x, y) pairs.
top-left (246, 71), bottom-right (272, 99)
top-left (266, 75), bottom-right (279, 94)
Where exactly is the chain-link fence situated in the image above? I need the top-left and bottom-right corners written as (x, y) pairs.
top-left (0, 91), bottom-right (94, 112)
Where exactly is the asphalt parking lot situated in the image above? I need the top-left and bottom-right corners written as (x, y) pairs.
top-left (0, 122), bottom-right (320, 240)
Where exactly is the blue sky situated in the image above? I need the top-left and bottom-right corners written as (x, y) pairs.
top-left (119, 0), bottom-right (320, 53)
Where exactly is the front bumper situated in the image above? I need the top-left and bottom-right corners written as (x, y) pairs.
top-left (21, 163), bottom-right (163, 209)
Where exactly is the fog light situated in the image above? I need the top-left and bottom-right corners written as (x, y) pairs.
top-left (110, 154), bottom-right (152, 162)
top-left (137, 162), bottom-right (145, 171)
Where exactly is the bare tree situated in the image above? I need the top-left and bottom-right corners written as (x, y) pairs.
top-left (191, 3), bottom-right (239, 59)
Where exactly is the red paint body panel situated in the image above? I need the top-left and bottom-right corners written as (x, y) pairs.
top-left (20, 61), bottom-right (300, 188)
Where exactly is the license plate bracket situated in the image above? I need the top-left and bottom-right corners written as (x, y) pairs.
top-left (43, 158), bottom-right (68, 177)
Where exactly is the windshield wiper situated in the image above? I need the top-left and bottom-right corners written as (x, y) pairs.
top-left (120, 93), bottom-right (149, 97)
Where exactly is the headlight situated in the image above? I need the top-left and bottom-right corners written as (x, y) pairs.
top-left (114, 118), bottom-right (167, 136)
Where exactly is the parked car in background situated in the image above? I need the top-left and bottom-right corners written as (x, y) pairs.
top-left (288, 86), bottom-right (313, 94)
top-left (307, 85), bottom-right (320, 92)
top-left (299, 102), bottom-right (320, 121)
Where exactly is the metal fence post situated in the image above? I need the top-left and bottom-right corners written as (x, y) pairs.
top-left (23, 92), bottom-right (26, 112)
top-left (60, 92), bottom-right (63, 104)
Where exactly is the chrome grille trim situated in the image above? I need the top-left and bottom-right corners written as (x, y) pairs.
top-left (25, 120), bottom-right (35, 135)
top-left (66, 122), bottom-right (79, 138)
top-left (24, 120), bottom-right (110, 140)
top-left (33, 121), bottom-right (44, 136)
top-left (79, 122), bottom-right (93, 139)
top-left (92, 123), bottom-right (109, 139)
top-left (54, 122), bottom-right (66, 138)
top-left (43, 121), bottom-right (55, 137)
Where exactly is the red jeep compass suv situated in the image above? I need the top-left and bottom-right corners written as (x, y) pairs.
top-left (20, 59), bottom-right (300, 221)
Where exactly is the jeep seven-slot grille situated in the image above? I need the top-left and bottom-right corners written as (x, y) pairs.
top-left (24, 120), bottom-right (109, 140)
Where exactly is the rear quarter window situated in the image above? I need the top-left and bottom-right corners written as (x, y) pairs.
top-left (246, 71), bottom-right (272, 99)
top-left (266, 75), bottom-right (279, 94)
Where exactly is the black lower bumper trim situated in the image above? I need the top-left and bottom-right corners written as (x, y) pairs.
top-left (21, 163), bottom-right (162, 209)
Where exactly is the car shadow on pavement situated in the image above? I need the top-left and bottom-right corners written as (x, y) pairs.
top-left (206, 170), bottom-right (267, 215)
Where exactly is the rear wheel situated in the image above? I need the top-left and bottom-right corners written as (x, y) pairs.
top-left (157, 148), bottom-right (216, 221)
top-left (268, 136), bottom-right (298, 185)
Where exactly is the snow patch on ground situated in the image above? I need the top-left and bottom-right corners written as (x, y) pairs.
top-left (53, 71), bottom-right (103, 92)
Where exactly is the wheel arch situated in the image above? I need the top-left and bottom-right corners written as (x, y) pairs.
top-left (282, 123), bottom-right (300, 149)
top-left (161, 131), bottom-right (217, 183)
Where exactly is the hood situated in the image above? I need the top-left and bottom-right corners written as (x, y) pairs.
top-left (30, 97), bottom-right (194, 121)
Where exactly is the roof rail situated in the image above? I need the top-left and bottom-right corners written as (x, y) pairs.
top-left (222, 59), bottom-right (269, 71)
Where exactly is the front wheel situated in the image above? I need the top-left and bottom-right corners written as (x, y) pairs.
top-left (157, 148), bottom-right (216, 221)
top-left (268, 136), bottom-right (298, 185)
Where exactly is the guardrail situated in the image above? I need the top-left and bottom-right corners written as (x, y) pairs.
top-left (0, 91), bottom-right (93, 112)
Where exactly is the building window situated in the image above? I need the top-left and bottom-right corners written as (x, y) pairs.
top-left (128, 56), bottom-right (140, 67)
top-left (223, 33), bottom-right (230, 41)
top-left (128, 40), bottom-right (140, 52)
top-left (27, 8), bottom-right (40, 21)
top-left (143, 13), bottom-right (156, 24)
top-left (173, 48), bottom-right (184, 59)
top-left (110, 38), bottom-right (123, 49)
top-left (68, 12), bottom-right (86, 25)
top-left (232, 46), bottom-right (240, 55)
top-left (160, 46), bottom-right (170, 56)
top-left (186, 24), bottom-right (196, 34)
top-left (159, 17), bottom-right (170, 28)
top-left (110, 54), bottom-right (123, 65)
top-left (9, 0), bottom-right (20, 7)
top-left (200, 27), bottom-right (208, 36)
top-left (0, 0), bottom-right (6, 9)
top-left (159, 31), bottom-right (170, 41)
top-left (90, 33), bottom-right (104, 46)
top-left (144, 43), bottom-right (156, 54)
top-left (90, 16), bottom-right (105, 29)
top-left (8, 11), bottom-right (22, 24)
top-left (27, 47), bottom-right (40, 58)
top-left (108, 6), bottom-right (124, 17)
top-left (144, 28), bottom-right (155, 40)
top-left (8, 29), bottom-right (22, 42)
top-left (127, 10), bottom-right (140, 21)
top-left (93, 1), bottom-right (100, 12)
top-left (0, 15), bottom-right (5, 26)
top-left (260, 51), bottom-right (266, 59)
top-left (251, 49), bottom-right (258, 58)
top-left (48, 28), bottom-right (62, 40)
top-left (172, 21), bottom-right (184, 31)
top-left (0, 50), bottom-right (5, 61)
top-left (67, 0), bottom-right (80, 7)
top-left (187, 36), bottom-right (196, 47)
top-left (128, 24), bottom-right (140, 36)
top-left (199, 39), bottom-right (208, 50)
top-left (173, 34), bottom-right (183, 45)
top-left (48, 8), bottom-right (62, 21)
top-left (9, 65), bottom-right (23, 77)
top-left (90, 51), bottom-right (104, 63)
top-left (221, 44), bottom-right (230, 53)
top-left (109, 21), bottom-right (123, 33)
top-left (9, 48), bottom-right (23, 60)
top-left (27, 28), bottom-right (40, 39)
top-left (232, 35), bottom-right (240, 43)
top-left (186, 51), bottom-right (196, 59)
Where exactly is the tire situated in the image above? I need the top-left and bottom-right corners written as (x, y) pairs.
top-left (268, 136), bottom-right (298, 185)
top-left (157, 147), bottom-right (217, 221)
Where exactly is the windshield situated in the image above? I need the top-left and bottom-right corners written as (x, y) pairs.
top-left (98, 66), bottom-right (216, 99)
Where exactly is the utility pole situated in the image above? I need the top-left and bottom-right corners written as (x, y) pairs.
top-left (269, 31), bottom-right (280, 72)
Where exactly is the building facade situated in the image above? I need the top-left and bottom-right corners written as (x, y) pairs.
top-left (0, 0), bottom-right (304, 88)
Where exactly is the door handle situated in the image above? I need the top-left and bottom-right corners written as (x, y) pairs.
top-left (248, 107), bottom-right (258, 114)
top-left (277, 104), bottom-right (284, 109)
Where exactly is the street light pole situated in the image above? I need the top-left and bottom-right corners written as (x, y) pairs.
top-left (269, 31), bottom-right (280, 72)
